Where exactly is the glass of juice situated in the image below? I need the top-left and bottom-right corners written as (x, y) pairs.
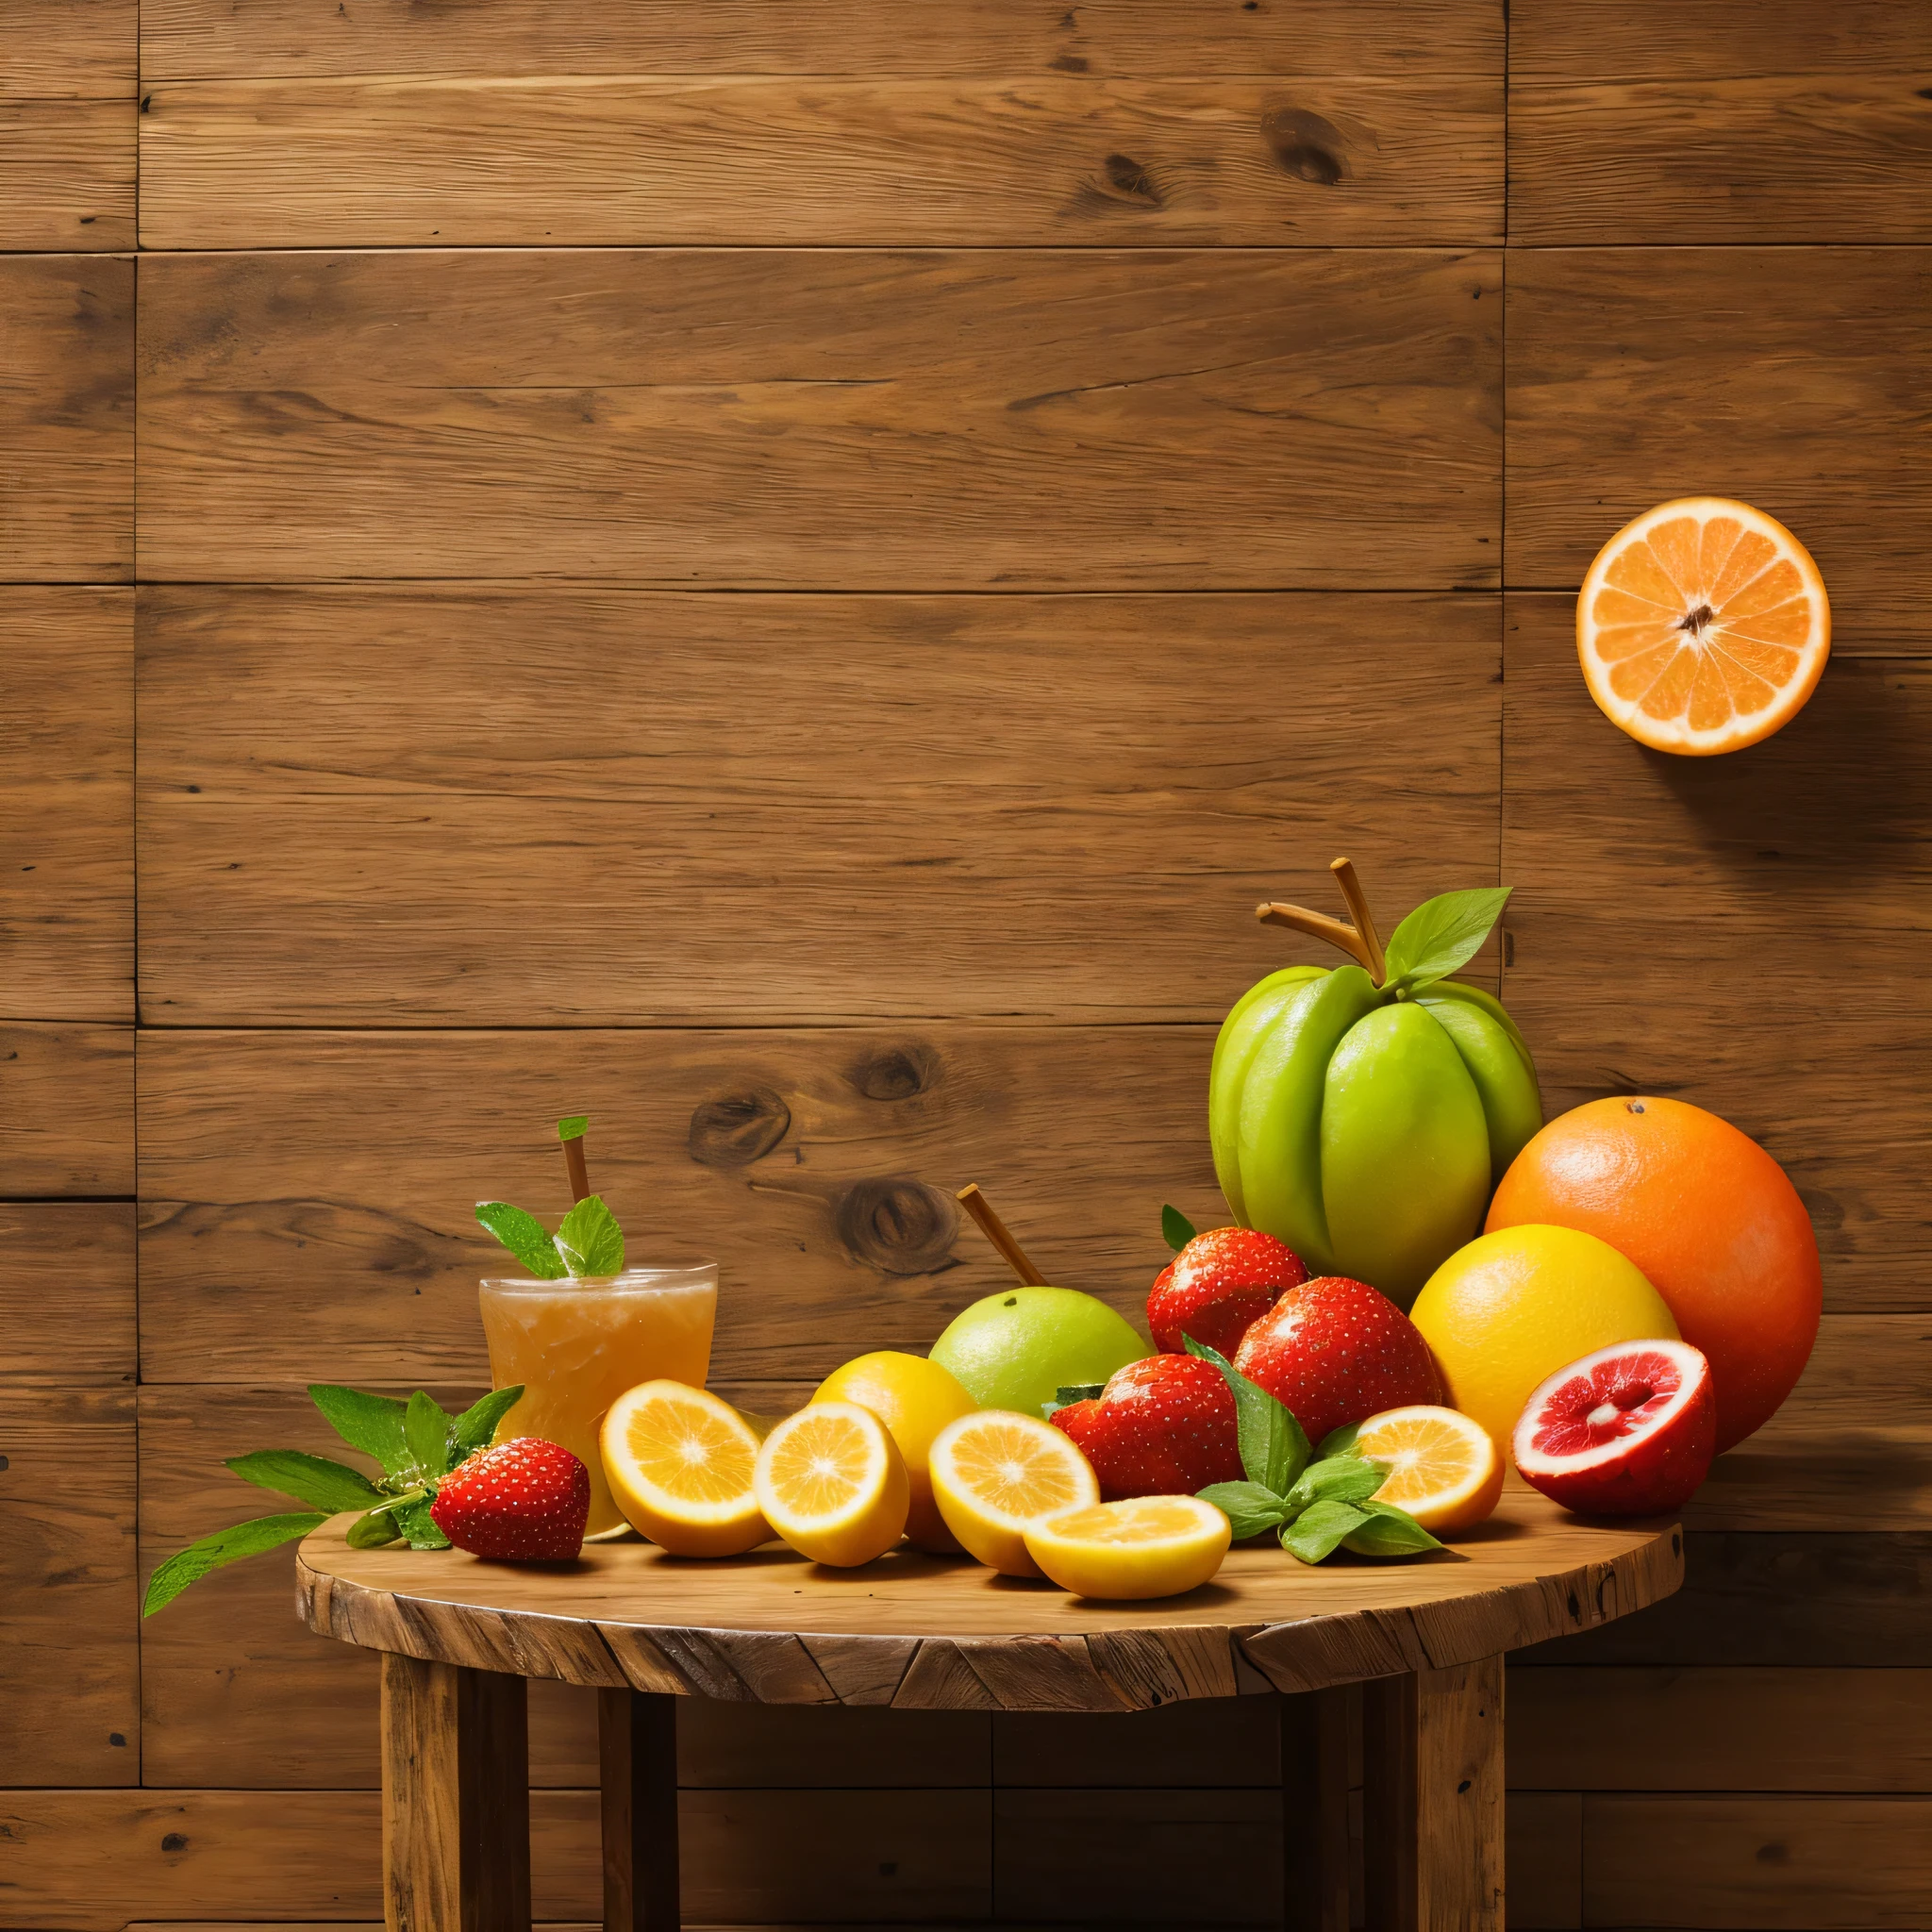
top-left (478, 1262), bottom-right (718, 1540)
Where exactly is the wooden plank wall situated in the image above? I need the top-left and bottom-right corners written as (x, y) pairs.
top-left (2, 1), bottom-right (1928, 1926)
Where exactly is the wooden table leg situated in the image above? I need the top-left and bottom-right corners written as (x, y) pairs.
top-left (1362, 1657), bottom-right (1504, 1932)
top-left (1280, 1687), bottom-right (1351, 1932)
top-left (380, 1653), bottom-right (532, 1932)
top-left (600, 1687), bottom-right (681, 1932)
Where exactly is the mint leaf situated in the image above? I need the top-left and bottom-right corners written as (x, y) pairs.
top-left (394, 1493), bottom-right (451, 1551)
top-left (224, 1450), bottom-right (384, 1514)
top-left (1281, 1498), bottom-right (1368, 1565)
top-left (308, 1385), bottom-right (412, 1476)
top-left (1382, 888), bottom-right (1511, 995)
top-left (475, 1201), bottom-right (568, 1280)
top-left (1161, 1204), bottom-right (1197, 1255)
top-left (1341, 1501), bottom-right (1443, 1558)
top-left (142, 1512), bottom-right (328, 1616)
top-left (1183, 1334), bottom-right (1310, 1495)
top-left (1283, 1455), bottom-right (1387, 1515)
top-left (451, 1385), bottom-right (524, 1456)
top-left (346, 1505), bottom-right (404, 1548)
top-left (558, 1115), bottom-right (589, 1141)
top-left (1317, 1422), bottom-right (1362, 1460)
top-left (405, 1390), bottom-right (454, 1480)
top-left (1197, 1480), bottom-right (1290, 1541)
top-left (556, 1193), bottom-right (624, 1278)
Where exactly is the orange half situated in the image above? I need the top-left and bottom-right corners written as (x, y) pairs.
top-left (1351, 1405), bottom-right (1502, 1536)
top-left (1577, 498), bottom-right (1829, 755)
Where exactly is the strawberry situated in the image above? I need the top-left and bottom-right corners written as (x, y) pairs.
top-left (1051, 1355), bottom-right (1241, 1500)
top-left (428, 1436), bottom-right (591, 1561)
top-left (1232, 1276), bottom-right (1442, 1447)
top-left (1149, 1226), bottom-right (1308, 1356)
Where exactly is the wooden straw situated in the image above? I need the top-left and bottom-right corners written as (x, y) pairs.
top-left (1328, 857), bottom-right (1388, 986)
top-left (1255, 900), bottom-right (1376, 975)
top-left (561, 1130), bottom-right (591, 1205)
top-left (955, 1184), bottom-right (1049, 1287)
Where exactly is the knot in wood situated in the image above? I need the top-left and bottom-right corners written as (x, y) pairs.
top-left (1260, 107), bottom-right (1347, 186)
top-left (835, 1176), bottom-right (958, 1276)
top-left (687, 1087), bottom-right (791, 1169)
top-left (847, 1044), bottom-right (935, 1103)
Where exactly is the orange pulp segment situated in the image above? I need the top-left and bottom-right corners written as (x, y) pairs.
top-left (600, 1380), bottom-right (769, 1557)
top-left (1351, 1404), bottom-right (1502, 1535)
top-left (927, 1410), bottom-right (1099, 1577)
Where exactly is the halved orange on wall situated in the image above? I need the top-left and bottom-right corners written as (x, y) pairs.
top-left (1576, 498), bottom-right (1829, 755)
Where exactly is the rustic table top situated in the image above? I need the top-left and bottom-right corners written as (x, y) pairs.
top-left (299, 1491), bottom-right (1681, 1712)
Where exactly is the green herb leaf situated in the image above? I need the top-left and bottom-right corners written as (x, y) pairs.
top-left (1381, 887), bottom-right (1512, 995)
top-left (451, 1385), bottom-right (525, 1456)
top-left (1041, 1383), bottom-right (1107, 1421)
top-left (404, 1390), bottom-right (454, 1481)
top-left (224, 1449), bottom-right (385, 1514)
top-left (394, 1493), bottom-right (451, 1551)
top-left (1197, 1480), bottom-right (1291, 1541)
top-left (556, 1193), bottom-right (625, 1278)
top-left (1317, 1422), bottom-right (1362, 1460)
top-left (142, 1512), bottom-right (328, 1616)
top-left (1280, 1498), bottom-right (1368, 1566)
top-left (1283, 1455), bottom-right (1387, 1516)
top-left (558, 1115), bottom-right (590, 1141)
top-left (1341, 1501), bottom-right (1444, 1558)
top-left (346, 1506), bottom-right (404, 1549)
top-left (475, 1201), bottom-right (568, 1280)
top-left (308, 1385), bottom-right (413, 1476)
top-left (1160, 1204), bottom-right (1198, 1255)
top-left (1184, 1334), bottom-right (1310, 1496)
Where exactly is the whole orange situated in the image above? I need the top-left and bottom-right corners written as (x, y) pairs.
top-left (1487, 1097), bottom-right (1819, 1452)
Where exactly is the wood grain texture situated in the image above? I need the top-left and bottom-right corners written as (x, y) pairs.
top-left (1, 587), bottom-right (132, 1020)
top-left (136, 248), bottom-right (1500, 589)
top-left (1503, 594), bottom-right (1932, 1310)
top-left (1507, 251), bottom-right (1932, 649)
top-left (0, 1022), bottom-right (133, 1195)
top-left (597, 1690), bottom-right (675, 1932)
top-left (138, 75), bottom-right (1500, 249)
top-left (0, 254), bottom-right (133, 582)
top-left (1414, 1658), bottom-right (1503, 1932)
top-left (380, 1654), bottom-right (475, 1932)
top-left (136, 587), bottom-right (1500, 1025)
top-left (0, 103), bottom-right (136, 249)
top-left (0, 1386), bottom-right (137, 1786)
top-left (0, 1202), bottom-right (134, 1383)
top-left (1512, 0), bottom-right (1932, 81)
top-left (0, 0), bottom-right (135, 100)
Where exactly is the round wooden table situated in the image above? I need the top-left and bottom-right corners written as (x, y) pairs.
top-left (298, 1491), bottom-right (1681, 1932)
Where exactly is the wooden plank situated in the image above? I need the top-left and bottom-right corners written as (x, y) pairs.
top-left (140, 0), bottom-right (1499, 82)
top-left (136, 249), bottom-right (1500, 590)
top-left (0, 1386), bottom-right (137, 1786)
top-left (0, 0), bottom-right (135, 100)
top-left (0, 1202), bottom-right (134, 1383)
top-left (1280, 1690), bottom-right (1350, 1932)
top-left (0, 254), bottom-right (133, 583)
top-left (138, 76), bottom-right (1500, 249)
top-left (1584, 1794), bottom-right (1932, 1930)
top-left (1512, 1668), bottom-right (1932, 1794)
top-left (381, 1654), bottom-right (474, 1932)
top-left (597, 1690), bottom-right (675, 1932)
top-left (992, 1695), bottom-right (1279, 1788)
top-left (1414, 1659), bottom-right (1502, 1931)
top-left (1505, 1792), bottom-right (1579, 1932)
top-left (0, 1022), bottom-right (133, 1195)
top-left (1502, 594), bottom-right (1932, 1310)
top-left (1506, 251), bottom-right (1932, 649)
top-left (1512, 0), bottom-right (1932, 81)
top-left (1, 586), bottom-right (133, 1021)
top-left (0, 103), bottom-right (136, 249)
top-left (135, 586), bottom-right (1500, 1025)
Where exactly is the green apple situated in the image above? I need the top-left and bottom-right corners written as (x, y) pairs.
top-left (929, 1287), bottom-right (1145, 1417)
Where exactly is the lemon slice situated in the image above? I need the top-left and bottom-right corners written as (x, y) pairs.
top-left (1351, 1405), bottom-right (1502, 1535)
top-left (754, 1400), bottom-right (908, 1568)
top-left (1024, 1495), bottom-right (1232, 1601)
top-left (600, 1380), bottom-right (769, 1557)
top-left (927, 1410), bottom-right (1098, 1577)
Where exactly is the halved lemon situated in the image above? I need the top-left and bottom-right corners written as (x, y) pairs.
top-left (1351, 1405), bottom-right (1501, 1535)
top-left (927, 1409), bottom-right (1098, 1577)
top-left (600, 1380), bottom-right (769, 1557)
top-left (1577, 497), bottom-right (1829, 755)
top-left (1024, 1494), bottom-right (1232, 1601)
top-left (753, 1400), bottom-right (908, 1568)
top-left (811, 1351), bottom-right (978, 1556)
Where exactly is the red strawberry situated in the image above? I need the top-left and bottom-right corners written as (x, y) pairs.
top-left (429, 1437), bottom-right (591, 1561)
top-left (1051, 1355), bottom-right (1241, 1500)
top-left (1149, 1226), bottom-right (1308, 1356)
top-left (1232, 1276), bottom-right (1441, 1447)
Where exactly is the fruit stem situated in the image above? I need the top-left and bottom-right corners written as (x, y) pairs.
top-left (955, 1183), bottom-right (1050, 1287)
top-left (1255, 901), bottom-right (1377, 976)
top-left (1328, 858), bottom-right (1388, 986)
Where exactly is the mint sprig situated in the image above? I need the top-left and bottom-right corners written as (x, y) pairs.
top-left (475, 1191), bottom-right (625, 1278)
top-left (1185, 1336), bottom-right (1442, 1566)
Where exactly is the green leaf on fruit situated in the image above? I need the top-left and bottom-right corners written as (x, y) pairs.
top-left (1280, 1498), bottom-right (1368, 1565)
top-left (346, 1505), bottom-right (404, 1549)
top-left (475, 1201), bottom-right (569, 1280)
top-left (556, 1193), bottom-right (625, 1278)
top-left (1283, 1455), bottom-right (1387, 1515)
top-left (142, 1512), bottom-right (329, 1616)
top-left (1197, 1480), bottom-right (1290, 1541)
top-left (1381, 887), bottom-right (1511, 996)
top-left (308, 1385), bottom-right (413, 1476)
top-left (1316, 1422), bottom-right (1362, 1460)
top-left (394, 1493), bottom-right (452, 1551)
top-left (1183, 1334), bottom-right (1310, 1496)
top-left (1041, 1384), bottom-right (1106, 1420)
top-left (223, 1449), bottom-right (385, 1514)
top-left (451, 1385), bottom-right (525, 1456)
top-left (1160, 1204), bottom-right (1197, 1254)
top-left (558, 1114), bottom-right (590, 1141)
top-left (1341, 1501), bottom-right (1442, 1558)
top-left (404, 1390), bottom-right (454, 1481)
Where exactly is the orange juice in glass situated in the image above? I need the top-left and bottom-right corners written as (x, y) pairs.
top-left (479, 1263), bottom-right (717, 1539)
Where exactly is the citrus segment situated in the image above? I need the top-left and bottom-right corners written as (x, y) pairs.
top-left (1350, 1405), bottom-right (1502, 1535)
top-left (1024, 1494), bottom-right (1231, 1600)
top-left (1577, 497), bottom-right (1828, 754)
top-left (600, 1380), bottom-right (768, 1558)
top-left (753, 1401), bottom-right (908, 1568)
top-left (927, 1410), bottom-right (1099, 1577)
top-left (811, 1351), bottom-right (978, 1555)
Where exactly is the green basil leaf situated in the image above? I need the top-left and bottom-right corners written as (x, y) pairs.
top-left (224, 1449), bottom-right (384, 1514)
top-left (555, 1193), bottom-right (625, 1278)
top-left (1160, 1204), bottom-right (1198, 1255)
top-left (1316, 1422), bottom-right (1363, 1460)
top-left (1341, 1501), bottom-right (1444, 1558)
top-left (394, 1494), bottom-right (451, 1551)
top-left (1197, 1480), bottom-right (1290, 1541)
top-left (475, 1201), bottom-right (568, 1280)
top-left (1280, 1498), bottom-right (1368, 1565)
top-left (557, 1115), bottom-right (590, 1141)
top-left (1283, 1455), bottom-right (1387, 1515)
top-left (404, 1390), bottom-right (454, 1479)
top-left (346, 1506), bottom-right (404, 1549)
top-left (142, 1512), bottom-right (328, 1616)
top-left (451, 1385), bottom-right (525, 1456)
top-left (1041, 1384), bottom-right (1107, 1421)
top-left (308, 1385), bottom-right (413, 1476)
top-left (1183, 1334), bottom-right (1310, 1495)
top-left (1382, 887), bottom-right (1512, 995)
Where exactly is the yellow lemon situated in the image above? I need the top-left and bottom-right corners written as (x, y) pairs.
top-left (753, 1400), bottom-right (908, 1568)
top-left (812, 1351), bottom-right (978, 1555)
top-left (1350, 1405), bottom-right (1502, 1536)
top-left (1024, 1495), bottom-right (1231, 1601)
top-left (926, 1410), bottom-right (1097, 1577)
top-left (1409, 1225), bottom-right (1679, 1450)
top-left (600, 1380), bottom-right (769, 1557)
